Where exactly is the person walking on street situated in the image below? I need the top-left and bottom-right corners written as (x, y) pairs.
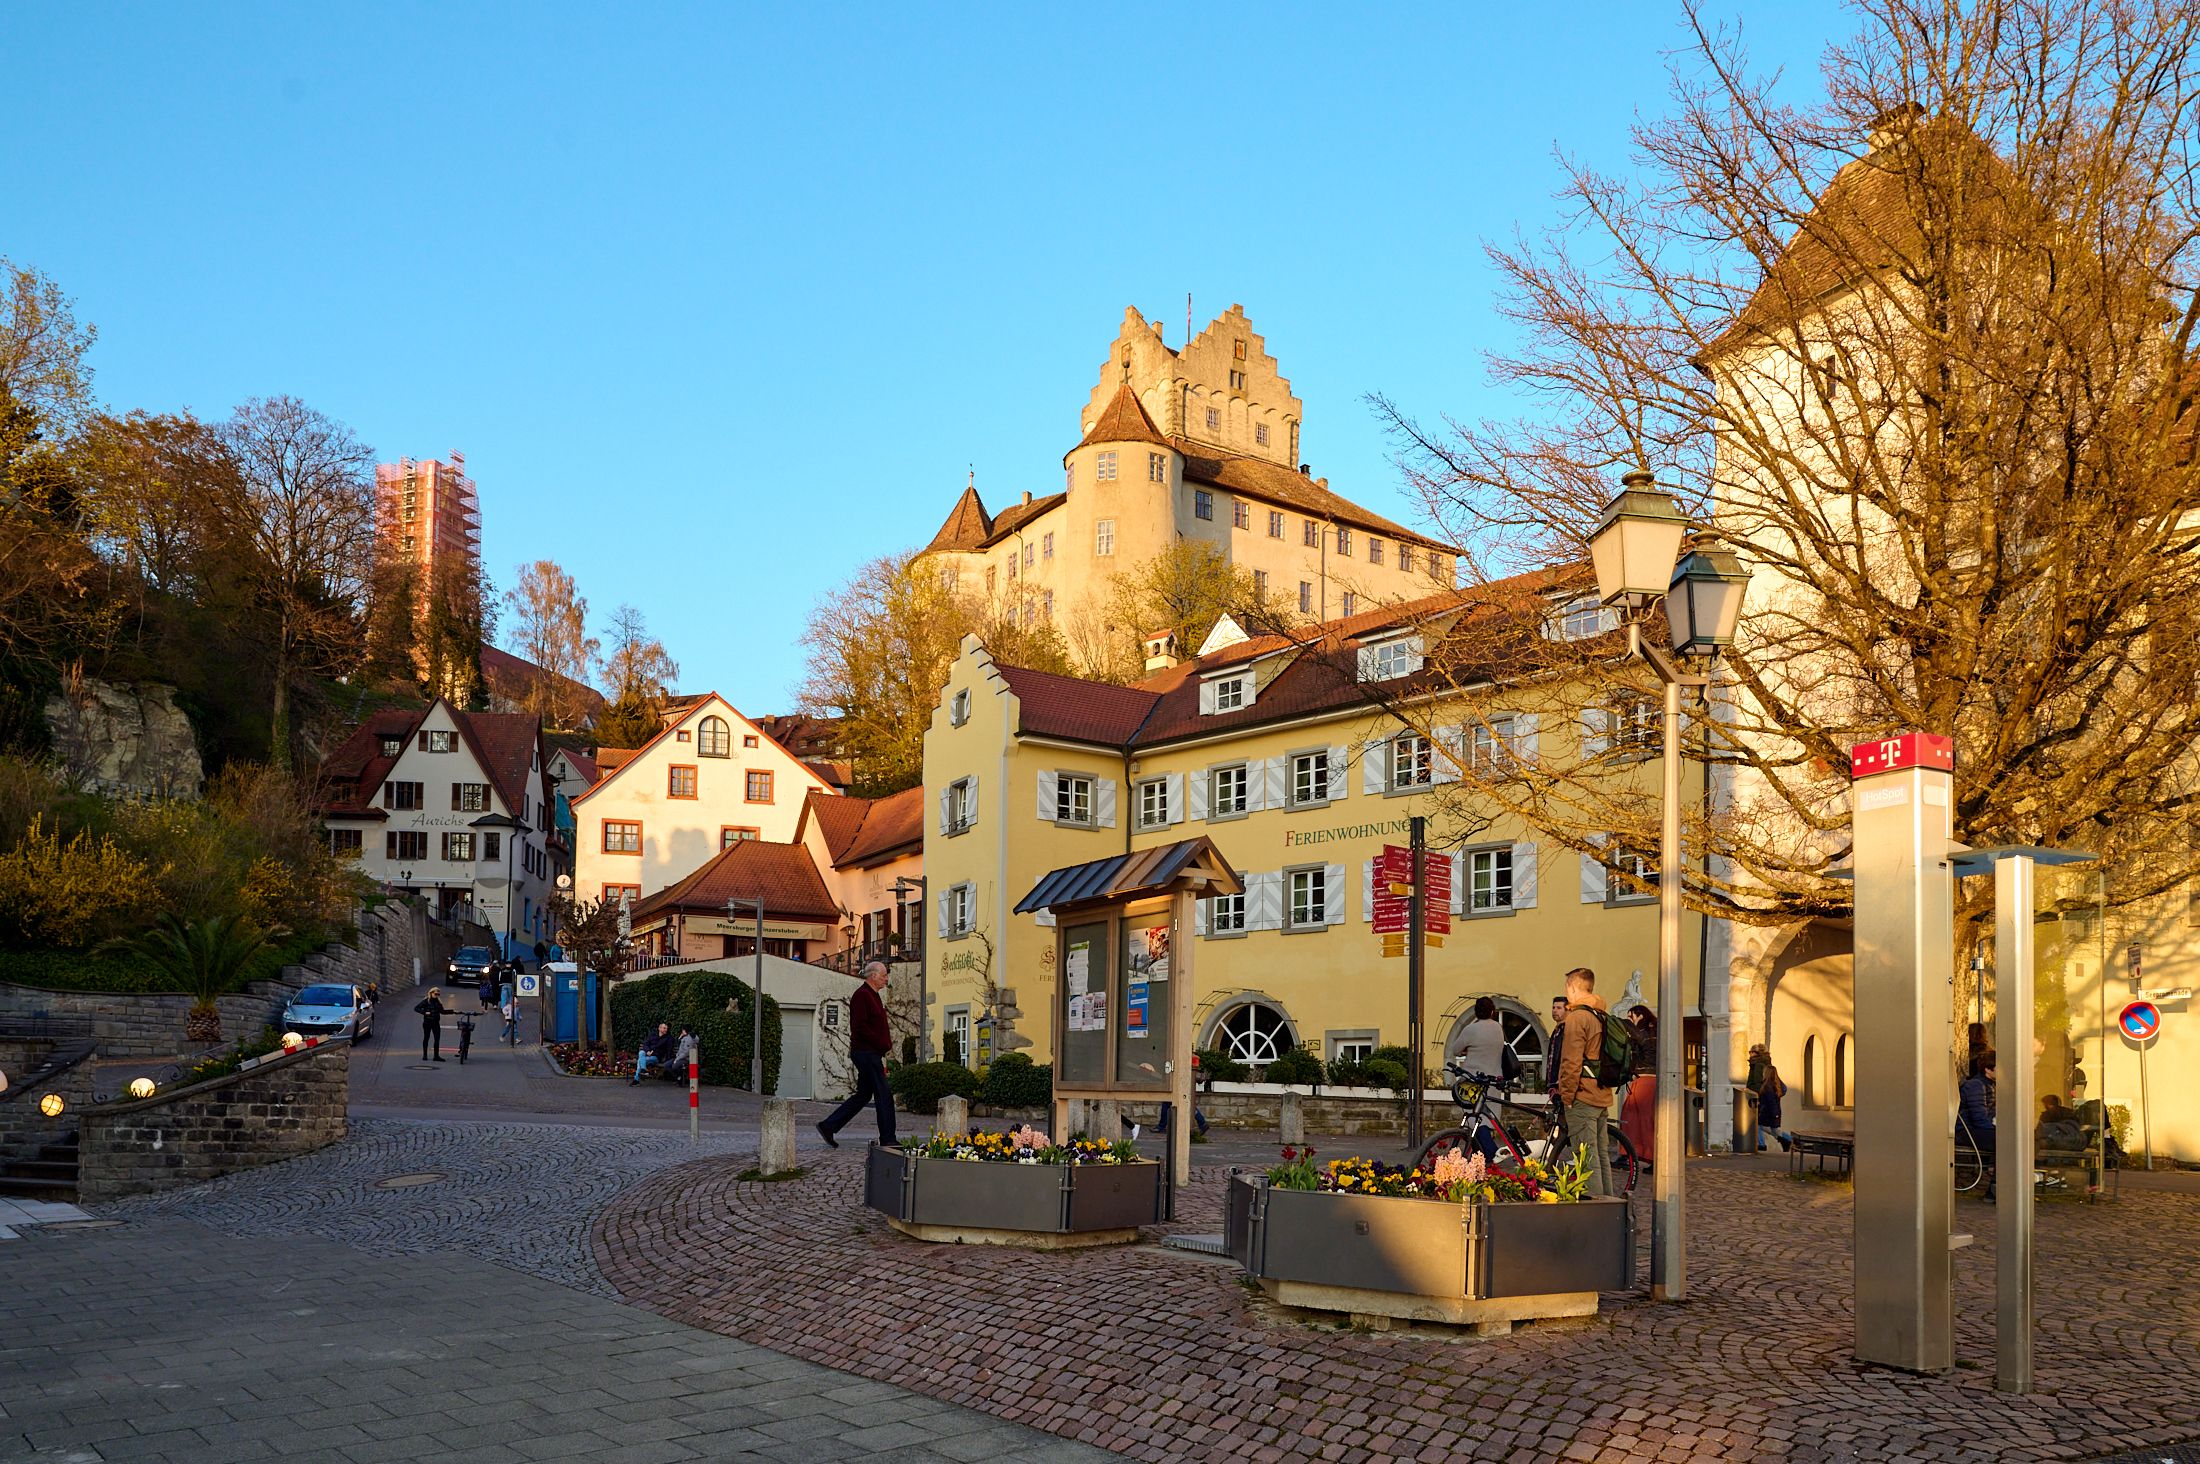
top-left (1546, 994), bottom-right (1569, 1098)
top-left (817, 960), bottom-right (898, 1149)
top-left (499, 992), bottom-right (518, 1045)
top-left (477, 970), bottom-right (498, 1013)
top-left (1556, 967), bottom-right (1615, 1197)
top-left (1619, 1005), bottom-right (1657, 1164)
top-left (415, 987), bottom-right (450, 1062)
top-left (1757, 1063), bottom-right (1794, 1151)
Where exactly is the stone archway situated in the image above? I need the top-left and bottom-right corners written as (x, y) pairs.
top-left (1756, 921), bottom-right (1855, 1123)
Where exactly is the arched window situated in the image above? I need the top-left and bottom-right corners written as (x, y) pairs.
top-left (698, 716), bottom-right (731, 758)
top-left (1445, 997), bottom-right (1546, 1083)
top-left (1834, 1033), bottom-right (1852, 1108)
top-left (1210, 1000), bottom-right (1297, 1065)
top-left (1803, 1034), bottom-right (1822, 1108)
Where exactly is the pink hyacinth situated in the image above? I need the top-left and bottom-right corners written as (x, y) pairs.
top-left (1432, 1149), bottom-right (1484, 1189)
top-left (1010, 1124), bottom-right (1048, 1150)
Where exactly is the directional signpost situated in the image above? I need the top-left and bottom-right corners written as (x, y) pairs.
top-left (1373, 821), bottom-right (1448, 1147)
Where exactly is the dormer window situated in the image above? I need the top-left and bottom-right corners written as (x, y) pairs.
top-left (1200, 673), bottom-right (1252, 716)
top-left (1358, 635), bottom-right (1423, 682)
top-left (1215, 677), bottom-right (1246, 712)
top-left (379, 736), bottom-right (402, 758)
top-left (1550, 594), bottom-right (1620, 641)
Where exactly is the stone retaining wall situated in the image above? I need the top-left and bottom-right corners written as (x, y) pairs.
top-left (78, 1040), bottom-right (349, 1204)
top-left (1111, 1086), bottom-right (1418, 1138)
top-left (0, 899), bottom-right (423, 1059)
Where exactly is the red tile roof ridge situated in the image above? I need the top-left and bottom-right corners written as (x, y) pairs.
top-left (1070, 382), bottom-right (1173, 460)
top-left (634, 837), bottom-right (840, 923)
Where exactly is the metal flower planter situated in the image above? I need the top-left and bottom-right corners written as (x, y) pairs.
top-left (1225, 1173), bottom-right (1633, 1329)
top-left (865, 1145), bottom-right (1164, 1245)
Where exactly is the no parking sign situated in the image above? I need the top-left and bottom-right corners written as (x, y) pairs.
top-left (2119, 1000), bottom-right (2161, 1045)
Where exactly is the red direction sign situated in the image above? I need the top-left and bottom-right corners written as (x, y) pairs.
top-left (1372, 844), bottom-right (1452, 936)
top-left (2119, 1000), bottom-right (2161, 1045)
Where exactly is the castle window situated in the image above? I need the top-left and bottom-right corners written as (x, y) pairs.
top-left (1298, 581), bottom-right (1313, 613)
top-left (1341, 592), bottom-right (1358, 617)
top-left (1043, 590), bottom-right (1054, 619)
top-left (1194, 490), bottom-right (1214, 521)
top-left (1096, 450), bottom-right (1117, 481)
top-left (1096, 519), bottom-right (1116, 556)
top-left (1253, 569), bottom-right (1268, 597)
top-left (1336, 527), bottom-right (1352, 556)
top-left (1369, 538), bottom-right (1385, 565)
top-left (1234, 338), bottom-right (1247, 361)
top-left (1023, 541), bottom-right (1035, 568)
top-left (1233, 499), bottom-right (1249, 529)
top-left (986, 567), bottom-right (997, 593)
top-left (1206, 407), bottom-right (1221, 431)
top-left (1268, 510), bottom-right (1284, 539)
top-left (1303, 520), bottom-right (1320, 548)
top-left (1399, 544), bottom-right (1416, 573)
top-left (1042, 532), bottom-right (1054, 561)
top-left (1255, 422), bottom-right (1270, 447)
top-left (1229, 370), bottom-right (1247, 391)
top-left (1065, 463), bottom-right (1074, 491)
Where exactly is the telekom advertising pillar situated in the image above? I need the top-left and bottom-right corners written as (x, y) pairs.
top-left (1849, 732), bottom-right (1956, 1373)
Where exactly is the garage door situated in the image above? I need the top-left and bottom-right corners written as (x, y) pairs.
top-left (779, 1007), bottom-right (815, 1099)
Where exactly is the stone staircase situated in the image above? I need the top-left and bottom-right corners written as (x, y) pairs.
top-left (0, 1129), bottom-right (79, 1200)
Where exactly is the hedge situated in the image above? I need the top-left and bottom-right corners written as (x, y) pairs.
top-left (1262, 1047), bottom-right (1325, 1087)
top-left (889, 1060), bottom-right (981, 1115)
top-left (978, 1052), bottom-right (1051, 1109)
top-left (609, 968), bottom-right (783, 1094)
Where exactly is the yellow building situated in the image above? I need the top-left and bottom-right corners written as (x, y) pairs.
top-left (920, 305), bottom-right (1460, 659)
top-left (920, 581), bottom-right (1701, 1082)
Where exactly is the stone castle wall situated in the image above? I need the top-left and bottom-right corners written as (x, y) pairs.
top-left (77, 1040), bottom-right (349, 1204)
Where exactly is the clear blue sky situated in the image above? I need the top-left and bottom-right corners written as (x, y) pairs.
top-left (5, 3), bottom-right (1842, 712)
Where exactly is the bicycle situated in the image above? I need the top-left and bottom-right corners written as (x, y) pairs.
top-left (1417, 1071), bottom-right (1640, 1196)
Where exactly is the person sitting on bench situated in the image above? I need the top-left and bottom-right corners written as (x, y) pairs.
top-left (630, 1023), bottom-right (678, 1084)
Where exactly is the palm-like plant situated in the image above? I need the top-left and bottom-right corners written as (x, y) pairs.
top-left (108, 913), bottom-right (280, 1047)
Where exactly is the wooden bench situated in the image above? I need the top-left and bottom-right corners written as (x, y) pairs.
top-left (1789, 1130), bottom-right (1854, 1178)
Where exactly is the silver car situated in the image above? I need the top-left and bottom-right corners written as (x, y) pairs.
top-left (281, 983), bottom-right (373, 1042)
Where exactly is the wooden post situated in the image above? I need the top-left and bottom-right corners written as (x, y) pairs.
top-left (1169, 887), bottom-right (1195, 1203)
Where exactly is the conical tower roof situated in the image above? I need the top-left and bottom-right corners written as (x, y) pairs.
top-left (1067, 382), bottom-right (1173, 463)
top-left (925, 482), bottom-right (992, 552)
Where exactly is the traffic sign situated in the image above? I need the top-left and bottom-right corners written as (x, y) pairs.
top-left (2119, 1000), bottom-right (2161, 1045)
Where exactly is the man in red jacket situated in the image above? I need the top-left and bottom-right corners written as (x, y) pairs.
top-left (817, 960), bottom-right (898, 1148)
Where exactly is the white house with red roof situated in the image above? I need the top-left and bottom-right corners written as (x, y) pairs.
top-left (317, 698), bottom-right (558, 960)
top-left (571, 692), bottom-right (836, 909)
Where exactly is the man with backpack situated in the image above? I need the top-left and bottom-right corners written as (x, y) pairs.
top-left (1556, 966), bottom-right (1623, 1197)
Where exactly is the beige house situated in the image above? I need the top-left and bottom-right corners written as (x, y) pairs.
top-left (920, 305), bottom-right (1461, 656)
top-left (571, 692), bottom-right (834, 907)
top-left (795, 786), bottom-right (925, 971)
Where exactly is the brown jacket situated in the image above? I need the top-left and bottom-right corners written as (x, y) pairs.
top-left (1557, 992), bottom-right (1614, 1109)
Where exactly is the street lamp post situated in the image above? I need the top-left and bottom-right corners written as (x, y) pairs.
top-left (1587, 470), bottom-right (1750, 1305)
top-left (891, 875), bottom-right (928, 1061)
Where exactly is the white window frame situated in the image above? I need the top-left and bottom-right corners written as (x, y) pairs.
top-left (1211, 764), bottom-right (1249, 818)
top-left (1389, 732), bottom-right (1433, 792)
top-left (1336, 527), bottom-right (1352, 556)
top-left (1206, 406), bottom-right (1221, 431)
top-left (1149, 452), bottom-right (1168, 483)
top-left (1468, 717), bottom-right (1514, 773)
top-left (1369, 538), bottom-right (1384, 566)
top-left (1370, 640), bottom-right (1415, 681)
top-left (1096, 450), bottom-right (1118, 481)
top-left (1233, 499), bottom-right (1250, 529)
top-left (1289, 751), bottom-right (1329, 808)
top-left (1267, 509), bottom-right (1284, 538)
top-left (1341, 592), bottom-right (1358, 617)
top-left (1286, 866), bottom-right (1328, 930)
top-left (1255, 421), bottom-right (1270, 447)
top-left (1213, 676), bottom-right (1246, 712)
top-left (949, 882), bottom-right (974, 936)
top-left (950, 689), bottom-right (971, 727)
top-left (1208, 891), bottom-right (1247, 934)
top-left (1056, 773), bottom-right (1094, 827)
top-left (1298, 581), bottom-right (1312, 613)
top-left (1096, 519), bottom-right (1116, 556)
top-left (1607, 846), bottom-right (1657, 906)
top-left (1042, 532), bottom-right (1054, 561)
top-left (1467, 844), bottom-right (1515, 913)
top-left (1136, 777), bottom-right (1171, 831)
top-left (946, 777), bottom-right (976, 835)
top-left (426, 730), bottom-right (454, 753)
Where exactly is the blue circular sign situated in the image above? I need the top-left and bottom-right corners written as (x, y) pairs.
top-left (2119, 1001), bottom-right (2161, 1044)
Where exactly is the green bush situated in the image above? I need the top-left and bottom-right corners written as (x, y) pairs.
top-left (1325, 1056), bottom-right (1372, 1088)
top-left (889, 1060), bottom-right (981, 1115)
top-left (609, 968), bottom-right (783, 1093)
top-left (171, 1026), bottom-right (284, 1088)
top-left (1362, 1058), bottom-right (1410, 1092)
top-left (1194, 1047), bottom-right (1249, 1084)
top-left (0, 928), bottom-right (330, 995)
top-left (1368, 1044), bottom-right (1416, 1075)
top-left (978, 1052), bottom-right (1052, 1109)
top-left (1262, 1047), bottom-right (1324, 1087)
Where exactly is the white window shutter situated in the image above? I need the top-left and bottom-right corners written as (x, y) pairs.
top-left (1194, 900), bottom-right (1208, 937)
top-left (1244, 762), bottom-right (1265, 812)
top-left (1096, 778), bottom-right (1117, 828)
top-left (1513, 841), bottom-right (1539, 908)
top-left (1363, 742), bottom-right (1385, 795)
top-left (1324, 864), bottom-right (1346, 925)
top-left (1327, 745), bottom-right (1349, 801)
top-left (938, 787), bottom-right (952, 834)
top-left (1406, 637), bottom-right (1427, 676)
top-left (936, 889), bottom-right (951, 937)
top-left (1263, 757), bottom-right (1287, 810)
top-left (1448, 851), bottom-right (1465, 915)
top-left (965, 774), bottom-right (978, 824)
top-left (1037, 769), bottom-right (1058, 822)
top-left (1581, 839), bottom-right (1608, 904)
top-left (1580, 708), bottom-right (1610, 759)
top-left (1355, 645), bottom-right (1378, 681)
top-left (1188, 769), bottom-right (1209, 821)
top-left (1034, 908), bottom-right (1056, 928)
top-left (1434, 725), bottom-right (1464, 784)
top-left (1199, 681), bottom-right (1218, 715)
top-left (1253, 872), bottom-right (1284, 930)
top-left (1514, 712), bottom-right (1539, 764)
top-left (1362, 859), bottom-right (1374, 922)
top-left (1165, 772), bottom-right (1185, 825)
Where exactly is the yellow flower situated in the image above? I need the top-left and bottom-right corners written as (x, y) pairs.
top-left (1538, 1190), bottom-right (1560, 1204)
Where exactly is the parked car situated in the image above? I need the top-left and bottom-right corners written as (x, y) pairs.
top-left (448, 946), bottom-right (498, 984)
top-left (281, 983), bottom-right (373, 1042)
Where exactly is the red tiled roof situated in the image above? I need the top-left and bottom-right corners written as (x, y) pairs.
top-left (755, 713), bottom-right (844, 759)
top-left (556, 748), bottom-right (600, 784)
top-left (976, 492), bottom-right (1068, 550)
top-left (926, 485), bottom-right (993, 552)
top-left (1173, 439), bottom-right (1456, 552)
top-left (1071, 382), bottom-right (1173, 457)
top-left (632, 838), bottom-right (841, 923)
top-left (595, 748), bottom-right (640, 776)
top-left (481, 644), bottom-right (606, 721)
top-left (317, 709), bottom-right (422, 815)
top-left (994, 664), bottom-right (1163, 746)
top-left (316, 702), bottom-right (545, 823)
top-left (802, 787), bottom-right (871, 864)
top-left (800, 785), bottom-right (925, 869)
top-left (804, 759), bottom-right (853, 791)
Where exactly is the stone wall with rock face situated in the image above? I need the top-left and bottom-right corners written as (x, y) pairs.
top-left (42, 680), bottom-right (204, 799)
top-left (0, 899), bottom-right (423, 1059)
top-left (77, 1040), bottom-right (348, 1204)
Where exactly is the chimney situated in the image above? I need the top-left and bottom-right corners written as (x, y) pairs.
top-left (1868, 101), bottom-right (1923, 153)
top-left (1022, 491), bottom-right (1032, 506)
top-left (1299, 463), bottom-right (1312, 476)
top-left (1143, 630), bottom-right (1180, 672)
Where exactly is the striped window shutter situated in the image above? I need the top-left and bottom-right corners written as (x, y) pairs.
top-left (938, 787), bottom-right (953, 834)
top-left (1194, 899), bottom-right (1208, 937)
top-left (1096, 778), bottom-right (1117, 828)
top-left (1263, 757), bottom-right (1287, 811)
top-left (1188, 769), bottom-right (1210, 821)
top-left (1037, 769), bottom-right (1058, 822)
top-left (1327, 745), bottom-right (1349, 800)
top-left (1434, 725), bottom-right (1464, 784)
top-left (1362, 859), bottom-right (1374, 922)
top-left (1580, 708), bottom-right (1610, 759)
top-left (1165, 772), bottom-right (1185, 825)
top-left (1448, 851), bottom-right (1465, 915)
top-left (1324, 864), bottom-right (1347, 925)
top-left (1513, 841), bottom-right (1539, 908)
top-left (1513, 712), bottom-right (1540, 763)
top-left (1034, 908), bottom-right (1056, 928)
top-left (1581, 837), bottom-right (1608, 904)
top-left (936, 889), bottom-right (951, 936)
top-left (1363, 741), bottom-right (1387, 795)
top-left (1251, 872), bottom-right (1284, 930)
top-left (1198, 680), bottom-right (1218, 715)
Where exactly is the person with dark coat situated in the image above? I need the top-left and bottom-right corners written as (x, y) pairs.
top-left (415, 987), bottom-right (450, 1062)
top-left (533, 939), bottom-right (550, 972)
top-left (630, 1023), bottom-right (678, 1083)
top-left (817, 961), bottom-right (898, 1148)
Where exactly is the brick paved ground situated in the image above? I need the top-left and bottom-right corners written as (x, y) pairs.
top-left (594, 1152), bottom-right (2200, 1464)
top-left (2, 1216), bottom-right (1117, 1463)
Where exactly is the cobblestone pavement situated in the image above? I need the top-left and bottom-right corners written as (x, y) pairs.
top-left (102, 1116), bottom-right (748, 1295)
top-left (1, 1216), bottom-right (1118, 1464)
top-left (595, 1152), bottom-right (2200, 1464)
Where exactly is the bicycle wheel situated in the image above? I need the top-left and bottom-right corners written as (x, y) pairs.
top-left (1607, 1126), bottom-right (1640, 1196)
top-left (1417, 1128), bottom-right (1482, 1170)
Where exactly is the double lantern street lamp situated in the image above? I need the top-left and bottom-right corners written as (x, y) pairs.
top-left (1586, 469), bottom-right (1750, 1304)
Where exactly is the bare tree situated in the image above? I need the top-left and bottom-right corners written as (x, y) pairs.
top-left (1373, 0), bottom-right (2200, 950)
top-left (501, 559), bottom-right (600, 731)
top-left (601, 603), bottom-right (678, 701)
top-left (218, 396), bottom-right (376, 766)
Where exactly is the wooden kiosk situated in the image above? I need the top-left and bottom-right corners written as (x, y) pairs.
top-left (1013, 837), bottom-right (1243, 1206)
